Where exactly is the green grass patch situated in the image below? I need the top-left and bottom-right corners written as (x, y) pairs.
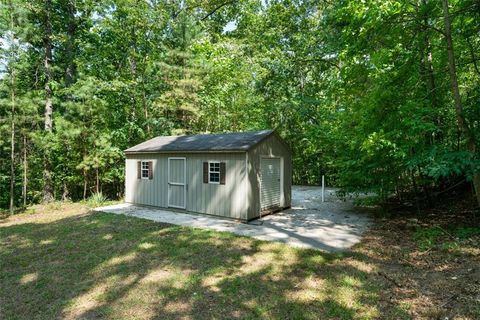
top-left (413, 226), bottom-right (444, 251)
top-left (352, 195), bottom-right (383, 207)
top-left (0, 205), bottom-right (380, 320)
top-left (413, 225), bottom-right (480, 251)
top-left (454, 227), bottom-right (480, 239)
top-left (81, 192), bottom-right (123, 208)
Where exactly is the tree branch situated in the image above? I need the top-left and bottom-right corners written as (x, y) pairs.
top-left (466, 37), bottom-right (480, 78)
top-left (201, 1), bottom-right (236, 21)
top-left (293, 57), bottom-right (340, 70)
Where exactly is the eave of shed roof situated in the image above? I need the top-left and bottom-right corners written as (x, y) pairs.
top-left (124, 130), bottom-right (274, 153)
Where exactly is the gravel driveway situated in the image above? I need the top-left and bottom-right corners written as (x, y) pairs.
top-left (258, 186), bottom-right (372, 251)
top-left (96, 186), bottom-right (372, 252)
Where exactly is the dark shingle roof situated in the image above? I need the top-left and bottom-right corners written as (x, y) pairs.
top-left (125, 130), bottom-right (274, 153)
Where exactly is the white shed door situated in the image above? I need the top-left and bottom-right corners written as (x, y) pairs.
top-left (260, 158), bottom-right (281, 210)
top-left (168, 158), bottom-right (186, 209)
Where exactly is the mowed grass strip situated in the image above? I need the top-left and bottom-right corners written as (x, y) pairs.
top-left (0, 203), bottom-right (380, 320)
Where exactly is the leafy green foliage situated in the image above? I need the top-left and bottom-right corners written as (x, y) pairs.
top-left (87, 192), bottom-right (108, 207)
top-left (414, 226), bottom-right (444, 251)
top-left (414, 225), bottom-right (480, 251)
top-left (454, 227), bottom-right (480, 240)
top-left (1, 0), bottom-right (480, 208)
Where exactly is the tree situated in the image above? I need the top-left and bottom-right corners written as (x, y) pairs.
top-left (40, 0), bottom-right (54, 202)
top-left (442, 0), bottom-right (480, 206)
top-left (7, 2), bottom-right (16, 214)
top-left (1, 0), bottom-right (479, 210)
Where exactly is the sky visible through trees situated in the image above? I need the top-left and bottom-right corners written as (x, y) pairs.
top-left (0, 0), bottom-right (479, 212)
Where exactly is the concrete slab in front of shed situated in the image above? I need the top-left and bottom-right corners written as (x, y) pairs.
top-left (95, 186), bottom-right (373, 252)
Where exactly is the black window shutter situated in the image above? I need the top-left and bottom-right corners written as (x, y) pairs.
top-left (220, 162), bottom-right (226, 185)
top-left (148, 161), bottom-right (153, 179)
top-left (137, 161), bottom-right (141, 179)
top-left (203, 162), bottom-right (208, 183)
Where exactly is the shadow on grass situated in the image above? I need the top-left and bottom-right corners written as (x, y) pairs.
top-left (0, 211), bottom-right (402, 319)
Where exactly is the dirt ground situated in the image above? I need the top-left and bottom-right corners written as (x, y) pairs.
top-left (354, 202), bottom-right (480, 319)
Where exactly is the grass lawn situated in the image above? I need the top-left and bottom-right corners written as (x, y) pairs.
top-left (1, 203), bottom-right (479, 319)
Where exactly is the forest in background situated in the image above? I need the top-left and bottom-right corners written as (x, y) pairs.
top-left (0, 0), bottom-right (479, 212)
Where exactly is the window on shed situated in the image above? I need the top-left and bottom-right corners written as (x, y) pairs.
top-left (208, 161), bottom-right (220, 184)
top-left (203, 161), bottom-right (225, 184)
top-left (137, 161), bottom-right (153, 179)
top-left (141, 161), bottom-right (150, 179)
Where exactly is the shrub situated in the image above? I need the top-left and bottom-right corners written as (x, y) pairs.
top-left (413, 226), bottom-right (443, 251)
top-left (87, 192), bottom-right (108, 207)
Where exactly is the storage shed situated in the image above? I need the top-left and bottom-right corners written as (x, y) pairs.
top-left (124, 130), bottom-right (292, 221)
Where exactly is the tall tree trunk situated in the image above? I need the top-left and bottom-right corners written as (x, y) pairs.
top-left (65, 0), bottom-right (76, 86)
top-left (442, 0), bottom-right (480, 207)
top-left (141, 77), bottom-right (150, 135)
top-left (62, 182), bottom-right (69, 201)
top-left (466, 37), bottom-right (480, 79)
top-left (422, 26), bottom-right (438, 136)
top-left (473, 174), bottom-right (480, 209)
top-left (9, 3), bottom-right (16, 215)
top-left (83, 169), bottom-right (88, 200)
top-left (58, 0), bottom-right (77, 201)
top-left (418, 0), bottom-right (438, 142)
top-left (9, 64), bottom-right (15, 215)
top-left (411, 169), bottom-right (421, 214)
top-left (129, 25), bottom-right (140, 141)
top-left (43, 0), bottom-right (54, 202)
top-left (96, 167), bottom-right (99, 194)
top-left (22, 133), bottom-right (27, 207)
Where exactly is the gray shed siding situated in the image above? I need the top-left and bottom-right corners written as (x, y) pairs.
top-left (125, 152), bottom-right (248, 219)
top-left (246, 134), bottom-right (292, 220)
